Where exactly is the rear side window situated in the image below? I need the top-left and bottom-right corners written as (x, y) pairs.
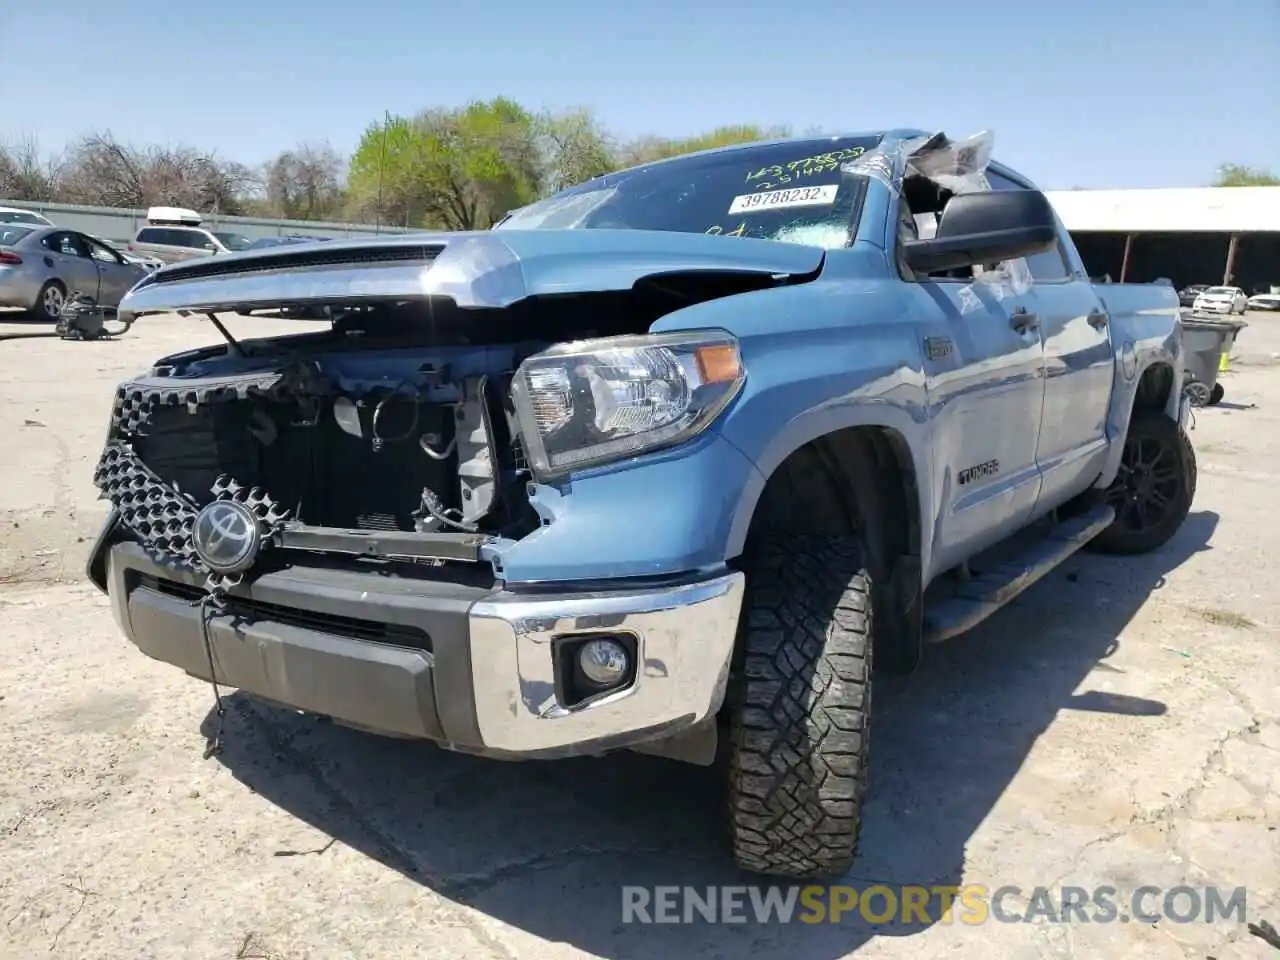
top-left (137, 227), bottom-right (211, 248)
top-left (172, 229), bottom-right (213, 249)
top-left (0, 226), bottom-right (34, 245)
top-left (986, 171), bottom-right (1072, 282)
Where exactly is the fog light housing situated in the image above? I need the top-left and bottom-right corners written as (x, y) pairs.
top-left (578, 638), bottom-right (629, 685)
top-left (554, 633), bottom-right (639, 707)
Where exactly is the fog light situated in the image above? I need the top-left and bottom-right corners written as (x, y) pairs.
top-left (578, 638), bottom-right (630, 686)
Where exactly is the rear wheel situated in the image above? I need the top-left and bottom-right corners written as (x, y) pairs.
top-left (1088, 412), bottom-right (1196, 555)
top-left (35, 281), bottom-right (66, 321)
top-left (1209, 383), bottom-right (1225, 405)
top-left (726, 532), bottom-right (873, 878)
top-left (1185, 381), bottom-right (1211, 407)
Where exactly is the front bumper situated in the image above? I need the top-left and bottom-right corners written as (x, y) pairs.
top-left (97, 538), bottom-right (745, 760)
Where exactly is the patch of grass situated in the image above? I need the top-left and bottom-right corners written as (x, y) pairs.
top-left (1195, 607), bottom-right (1256, 630)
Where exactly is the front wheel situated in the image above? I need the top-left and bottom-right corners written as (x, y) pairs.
top-left (1088, 412), bottom-right (1196, 555)
top-left (726, 533), bottom-right (873, 878)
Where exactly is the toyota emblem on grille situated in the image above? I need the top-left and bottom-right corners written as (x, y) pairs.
top-left (192, 500), bottom-right (261, 573)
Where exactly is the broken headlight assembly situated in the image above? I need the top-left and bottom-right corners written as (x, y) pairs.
top-left (511, 330), bottom-right (744, 479)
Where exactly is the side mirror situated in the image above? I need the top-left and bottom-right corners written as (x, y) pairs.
top-left (903, 189), bottom-right (1058, 274)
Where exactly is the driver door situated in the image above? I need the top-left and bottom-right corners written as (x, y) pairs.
top-left (920, 276), bottom-right (1047, 578)
top-left (84, 235), bottom-right (146, 307)
top-left (899, 198), bottom-right (1046, 581)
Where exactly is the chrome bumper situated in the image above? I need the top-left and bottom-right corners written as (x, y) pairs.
top-left (470, 573), bottom-right (745, 755)
top-left (99, 537), bottom-right (744, 760)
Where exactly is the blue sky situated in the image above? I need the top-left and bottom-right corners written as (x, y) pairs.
top-left (2, 0), bottom-right (1276, 189)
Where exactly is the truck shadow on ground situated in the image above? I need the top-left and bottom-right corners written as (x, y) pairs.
top-left (204, 509), bottom-right (1218, 959)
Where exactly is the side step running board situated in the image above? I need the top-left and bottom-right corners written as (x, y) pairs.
top-left (923, 504), bottom-right (1116, 644)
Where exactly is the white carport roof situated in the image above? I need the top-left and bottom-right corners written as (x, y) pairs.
top-left (1045, 186), bottom-right (1280, 233)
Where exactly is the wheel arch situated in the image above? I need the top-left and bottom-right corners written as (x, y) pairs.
top-left (727, 409), bottom-right (928, 673)
top-left (1095, 358), bottom-right (1182, 490)
top-left (725, 403), bottom-right (930, 563)
top-left (1134, 360), bottom-right (1177, 414)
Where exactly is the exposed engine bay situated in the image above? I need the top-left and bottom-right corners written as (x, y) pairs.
top-left (93, 307), bottom-right (571, 590)
top-left (93, 276), bottom-right (769, 591)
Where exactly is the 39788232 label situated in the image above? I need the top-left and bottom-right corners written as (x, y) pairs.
top-left (727, 183), bottom-right (839, 215)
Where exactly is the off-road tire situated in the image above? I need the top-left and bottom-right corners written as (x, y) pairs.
top-left (1088, 412), bottom-right (1196, 555)
top-left (727, 533), bottom-right (872, 878)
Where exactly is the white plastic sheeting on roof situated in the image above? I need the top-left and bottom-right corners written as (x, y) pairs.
top-left (1044, 186), bottom-right (1280, 234)
top-left (145, 206), bottom-right (202, 225)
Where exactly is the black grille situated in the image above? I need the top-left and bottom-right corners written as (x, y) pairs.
top-left (133, 573), bottom-right (432, 651)
top-left (145, 243), bottom-right (446, 286)
top-left (355, 512), bottom-right (402, 531)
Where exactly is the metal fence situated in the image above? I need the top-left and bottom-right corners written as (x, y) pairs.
top-left (0, 199), bottom-right (413, 247)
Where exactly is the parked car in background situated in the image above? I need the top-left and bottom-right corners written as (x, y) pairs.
top-left (118, 249), bottom-right (166, 272)
top-left (246, 234), bottom-right (332, 250)
top-left (1178, 283), bottom-right (1209, 306)
top-left (128, 207), bottom-right (255, 264)
top-left (1246, 292), bottom-right (1280, 312)
top-left (1192, 285), bottom-right (1247, 314)
top-left (89, 236), bottom-right (164, 273)
top-left (0, 226), bottom-right (152, 318)
top-left (0, 206), bottom-right (55, 227)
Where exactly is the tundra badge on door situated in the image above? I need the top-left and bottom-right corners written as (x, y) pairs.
top-left (958, 459), bottom-right (1000, 486)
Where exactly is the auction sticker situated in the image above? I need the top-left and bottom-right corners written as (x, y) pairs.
top-left (728, 184), bottom-right (839, 215)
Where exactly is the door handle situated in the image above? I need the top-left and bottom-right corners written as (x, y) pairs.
top-left (1010, 307), bottom-right (1039, 333)
top-left (1087, 309), bottom-right (1109, 329)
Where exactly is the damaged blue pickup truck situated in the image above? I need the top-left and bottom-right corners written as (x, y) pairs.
top-left (87, 129), bottom-right (1194, 878)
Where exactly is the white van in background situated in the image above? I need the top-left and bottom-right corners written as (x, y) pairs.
top-left (127, 207), bottom-right (253, 264)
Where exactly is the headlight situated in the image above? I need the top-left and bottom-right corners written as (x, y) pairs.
top-left (511, 330), bottom-right (744, 479)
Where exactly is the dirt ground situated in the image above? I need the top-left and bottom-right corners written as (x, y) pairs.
top-left (1, 310), bottom-right (1278, 960)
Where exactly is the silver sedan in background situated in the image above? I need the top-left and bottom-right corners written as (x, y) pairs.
top-left (0, 225), bottom-right (152, 319)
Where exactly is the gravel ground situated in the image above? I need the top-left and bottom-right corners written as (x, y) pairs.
top-left (1, 310), bottom-right (1277, 960)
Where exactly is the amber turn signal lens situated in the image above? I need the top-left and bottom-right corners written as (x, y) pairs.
top-left (694, 344), bottom-right (741, 384)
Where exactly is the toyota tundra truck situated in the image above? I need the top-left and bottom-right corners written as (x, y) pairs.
top-left (86, 129), bottom-right (1195, 879)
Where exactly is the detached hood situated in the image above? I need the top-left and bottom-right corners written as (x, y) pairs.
top-left (116, 228), bottom-right (827, 319)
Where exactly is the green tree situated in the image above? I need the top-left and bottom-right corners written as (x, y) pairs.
top-left (347, 98), bottom-right (541, 229)
top-left (1213, 163), bottom-right (1280, 187)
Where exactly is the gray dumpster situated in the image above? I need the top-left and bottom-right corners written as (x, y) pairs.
top-left (1180, 316), bottom-right (1248, 406)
